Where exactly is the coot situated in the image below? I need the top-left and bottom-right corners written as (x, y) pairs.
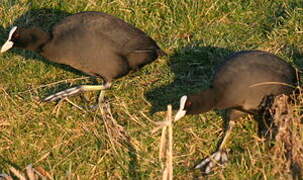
top-left (1, 11), bottom-right (166, 102)
top-left (174, 50), bottom-right (297, 173)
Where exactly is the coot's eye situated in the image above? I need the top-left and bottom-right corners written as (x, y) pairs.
top-left (185, 101), bottom-right (192, 108)
top-left (12, 32), bottom-right (20, 39)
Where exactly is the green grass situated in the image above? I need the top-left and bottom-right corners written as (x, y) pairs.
top-left (0, 0), bottom-right (303, 179)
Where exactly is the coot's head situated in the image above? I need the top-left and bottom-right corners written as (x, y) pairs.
top-left (1, 26), bottom-right (49, 53)
top-left (174, 90), bottom-right (215, 121)
top-left (174, 95), bottom-right (194, 121)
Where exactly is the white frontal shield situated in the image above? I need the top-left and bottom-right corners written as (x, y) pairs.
top-left (1, 26), bottom-right (17, 53)
top-left (174, 95), bottom-right (188, 121)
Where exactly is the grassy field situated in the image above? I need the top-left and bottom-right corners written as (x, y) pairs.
top-left (0, 0), bottom-right (302, 179)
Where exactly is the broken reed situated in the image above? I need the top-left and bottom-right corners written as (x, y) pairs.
top-left (153, 105), bottom-right (173, 180)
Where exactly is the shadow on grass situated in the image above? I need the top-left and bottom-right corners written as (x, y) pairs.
top-left (0, 8), bottom-right (87, 78)
top-left (282, 45), bottom-right (303, 71)
top-left (0, 155), bottom-right (20, 173)
top-left (146, 44), bottom-right (303, 113)
top-left (126, 140), bottom-right (141, 180)
top-left (145, 44), bottom-right (234, 113)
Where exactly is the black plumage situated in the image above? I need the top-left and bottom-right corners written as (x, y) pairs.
top-left (175, 50), bottom-right (298, 173)
top-left (1, 11), bottom-right (165, 101)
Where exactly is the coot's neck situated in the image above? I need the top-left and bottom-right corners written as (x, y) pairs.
top-left (23, 28), bottom-right (51, 52)
top-left (187, 88), bottom-right (216, 114)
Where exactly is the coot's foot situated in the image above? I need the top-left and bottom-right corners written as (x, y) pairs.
top-left (195, 150), bottom-right (228, 174)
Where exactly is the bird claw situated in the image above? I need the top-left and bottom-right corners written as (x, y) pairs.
top-left (42, 87), bottom-right (83, 102)
top-left (195, 150), bottom-right (228, 174)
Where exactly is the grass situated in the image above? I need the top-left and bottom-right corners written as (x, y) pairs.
top-left (0, 0), bottom-right (302, 179)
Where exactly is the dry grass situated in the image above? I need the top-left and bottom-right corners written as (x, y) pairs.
top-left (0, 0), bottom-right (303, 179)
top-left (263, 90), bottom-right (303, 179)
top-left (0, 165), bottom-right (51, 180)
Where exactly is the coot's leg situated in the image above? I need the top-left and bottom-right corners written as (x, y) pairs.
top-left (95, 82), bottom-right (112, 108)
top-left (195, 109), bottom-right (244, 174)
top-left (42, 82), bottom-right (112, 102)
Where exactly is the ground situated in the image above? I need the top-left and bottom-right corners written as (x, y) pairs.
top-left (0, 0), bottom-right (302, 179)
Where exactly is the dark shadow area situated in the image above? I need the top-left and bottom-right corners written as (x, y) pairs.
top-left (282, 45), bottom-right (303, 71)
top-left (0, 8), bottom-right (87, 77)
top-left (0, 155), bottom-right (21, 172)
top-left (12, 8), bottom-right (70, 29)
top-left (146, 43), bottom-right (303, 114)
top-left (145, 44), bottom-right (235, 113)
top-left (126, 139), bottom-right (141, 180)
